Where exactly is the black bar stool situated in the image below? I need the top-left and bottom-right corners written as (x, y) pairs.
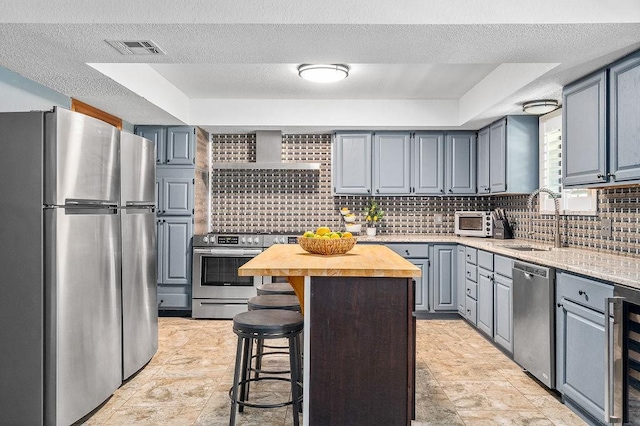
top-left (247, 295), bottom-right (302, 378)
top-left (248, 294), bottom-right (300, 311)
top-left (229, 309), bottom-right (303, 426)
top-left (256, 282), bottom-right (296, 296)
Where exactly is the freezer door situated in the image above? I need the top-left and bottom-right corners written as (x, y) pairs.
top-left (122, 208), bottom-right (158, 379)
top-left (121, 132), bottom-right (156, 205)
top-left (44, 207), bottom-right (122, 426)
top-left (44, 107), bottom-right (120, 206)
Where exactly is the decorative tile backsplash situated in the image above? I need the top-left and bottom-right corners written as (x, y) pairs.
top-left (210, 133), bottom-right (640, 257)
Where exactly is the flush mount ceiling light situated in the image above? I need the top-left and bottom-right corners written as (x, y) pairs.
top-left (298, 64), bottom-right (349, 83)
top-left (522, 99), bottom-right (559, 115)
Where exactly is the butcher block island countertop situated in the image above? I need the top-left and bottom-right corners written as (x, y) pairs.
top-left (238, 243), bottom-right (422, 278)
top-left (239, 243), bottom-right (418, 426)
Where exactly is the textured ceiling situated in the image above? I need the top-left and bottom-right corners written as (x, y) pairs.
top-left (1, 1), bottom-right (640, 131)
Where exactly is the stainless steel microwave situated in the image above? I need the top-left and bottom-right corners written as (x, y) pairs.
top-left (454, 211), bottom-right (493, 237)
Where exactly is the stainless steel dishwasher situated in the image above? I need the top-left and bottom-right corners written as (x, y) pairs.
top-left (513, 260), bottom-right (556, 388)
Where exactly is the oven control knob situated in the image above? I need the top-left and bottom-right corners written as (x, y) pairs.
top-left (203, 235), bottom-right (209, 243)
top-left (280, 237), bottom-right (286, 244)
top-left (241, 237), bottom-right (246, 244)
top-left (253, 237), bottom-right (260, 244)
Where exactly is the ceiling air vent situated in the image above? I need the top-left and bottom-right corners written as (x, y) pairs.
top-left (105, 40), bottom-right (165, 55)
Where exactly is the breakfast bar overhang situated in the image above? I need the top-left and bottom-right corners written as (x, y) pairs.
top-left (239, 243), bottom-right (421, 426)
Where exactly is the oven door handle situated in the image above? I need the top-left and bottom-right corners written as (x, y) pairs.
top-left (605, 296), bottom-right (624, 424)
top-left (195, 248), bottom-right (263, 257)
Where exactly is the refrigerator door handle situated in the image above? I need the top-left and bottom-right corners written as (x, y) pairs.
top-left (65, 199), bottom-right (118, 207)
top-left (125, 201), bottom-right (155, 207)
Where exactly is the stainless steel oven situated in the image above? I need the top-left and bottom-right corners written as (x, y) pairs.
top-left (191, 233), bottom-right (300, 319)
top-left (605, 285), bottom-right (640, 425)
top-left (192, 234), bottom-right (264, 319)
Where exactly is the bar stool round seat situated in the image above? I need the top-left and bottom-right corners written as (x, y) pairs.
top-left (256, 282), bottom-right (296, 296)
top-left (229, 309), bottom-right (304, 426)
top-left (248, 295), bottom-right (300, 311)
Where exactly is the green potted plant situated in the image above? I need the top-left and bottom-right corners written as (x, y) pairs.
top-left (365, 200), bottom-right (384, 236)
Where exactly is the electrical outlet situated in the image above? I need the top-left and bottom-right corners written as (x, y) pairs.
top-left (601, 218), bottom-right (612, 238)
top-left (434, 214), bottom-right (443, 225)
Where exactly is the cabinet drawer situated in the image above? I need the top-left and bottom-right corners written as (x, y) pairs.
top-left (494, 255), bottom-right (513, 278)
top-left (386, 243), bottom-right (429, 258)
top-left (465, 279), bottom-right (478, 300)
top-left (465, 247), bottom-right (477, 265)
top-left (157, 293), bottom-right (190, 309)
top-left (557, 271), bottom-right (613, 313)
top-left (465, 296), bottom-right (477, 325)
top-left (477, 250), bottom-right (493, 270)
top-left (465, 263), bottom-right (477, 283)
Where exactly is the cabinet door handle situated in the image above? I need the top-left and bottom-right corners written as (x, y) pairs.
top-left (405, 250), bottom-right (410, 255)
top-left (597, 174), bottom-right (605, 179)
top-left (578, 290), bottom-right (586, 296)
top-left (607, 173), bottom-right (615, 179)
top-left (556, 303), bottom-right (563, 308)
top-left (376, 189), bottom-right (380, 193)
top-left (367, 189), bottom-right (371, 193)
top-left (448, 189), bottom-right (453, 193)
top-left (440, 189), bottom-right (444, 193)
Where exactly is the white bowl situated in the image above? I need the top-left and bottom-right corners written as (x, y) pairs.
top-left (340, 209), bottom-right (350, 215)
top-left (344, 216), bottom-right (356, 223)
top-left (345, 223), bottom-right (361, 233)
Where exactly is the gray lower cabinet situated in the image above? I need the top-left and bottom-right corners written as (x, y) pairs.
top-left (556, 271), bottom-right (613, 424)
top-left (456, 245), bottom-right (467, 315)
top-left (382, 243), bottom-right (430, 311)
top-left (333, 132), bottom-right (372, 195)
top-left (477, 266), bottom-right (494, 337)
top-left (493, 272), bottom-right (513, 353)
top-left (430, 245), bottom-right (457, 312)
top-left (460, 248), bottom-right (514, 354)
top-left (157, 216), bottom-right (193, 309)
top-left (373, 132), bottom-right (411, 195)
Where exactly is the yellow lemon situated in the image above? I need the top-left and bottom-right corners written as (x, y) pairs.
top-left (316, 226), bottom-right (331, 236)
top-left (321, 235), bottom-right (330, 239)
top-left (340, 207), bottom-right (349, 212)
top-left (366, 215), bottom-right (372, 221)
top-left (330, 233), bottom-right (340, 239)
top-left (342, 232), bottom-right (353, 238)
top-left (303, 231), bottom-right (315, 238)
top-left (373, 215), bottom-right (378, 221)
top-left (313, 234), bottom-right (322, 239)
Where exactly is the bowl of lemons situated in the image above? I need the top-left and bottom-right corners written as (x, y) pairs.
top-left (298, 227), bottom-right (357, 255)
top-left (344, 213), bottom-right (356, 223)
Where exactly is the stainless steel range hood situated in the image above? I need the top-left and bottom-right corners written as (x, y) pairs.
top-left (211, 131), bottom-right (321, 170)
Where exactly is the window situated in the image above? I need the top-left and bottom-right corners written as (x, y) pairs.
top-left (539, 108), bottom-right (597, 215)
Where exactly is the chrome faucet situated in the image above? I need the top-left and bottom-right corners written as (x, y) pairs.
top-left (527, 187), bottom-right (562, 248)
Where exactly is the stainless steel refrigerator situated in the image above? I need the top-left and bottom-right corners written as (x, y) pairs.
top-left (120, 131), bottom-right (158, 380)
top-left (0, 108), bottom-right (123, 425)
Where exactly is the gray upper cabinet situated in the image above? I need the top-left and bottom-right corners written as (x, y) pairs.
top-left (373, 132), bottom-right (411, 195)
top-left (477, 127), bottom-right (490, 194)
top-left (489, 119), bottom-right (507, 193)
top-left (333, 132), bottom-right (372, 195)
top-left (562, 71), bottom-right (608, 187)
top-left (609, 51), bottom-right (640, 183)
top-left (413, 132), bottom-right (445, 195)
top-left (166, 127), bottom-right (196, 165)
top-left (445, 132), bottom-right (476, 194)
top-left (477, 116), bottom-right (538, 194)
top-left (136, 125), bottom-right (195, 165)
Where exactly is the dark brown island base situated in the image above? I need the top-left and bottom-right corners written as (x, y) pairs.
top-left (239, 244), bottom-right (421, 426)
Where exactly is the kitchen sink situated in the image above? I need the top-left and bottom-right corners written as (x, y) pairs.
top-left (500, 244), bottom-right (551, 252)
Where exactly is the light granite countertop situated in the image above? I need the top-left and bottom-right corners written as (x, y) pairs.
top-left (357, 234), bottom-right (640, 290)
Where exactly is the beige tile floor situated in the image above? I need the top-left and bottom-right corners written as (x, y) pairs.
top-left (83, 317), bottom-right (585, 425)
